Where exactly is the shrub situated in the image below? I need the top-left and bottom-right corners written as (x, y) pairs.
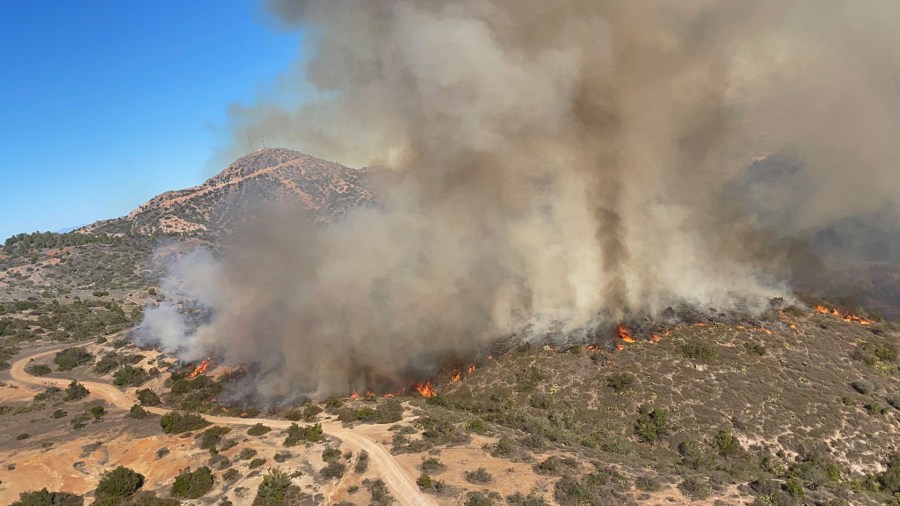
top-left (137, 389), bottom-right (161, 406)
top-left (851, 380), bottom-right (874, 395)
top-left (64, 380), bottom-right (89, 401)
top-left (254, 468), bottom-right (293, 506)
top-left (743, 342), bottom-right (767, 356)
top-left (34, 386), bottom-right (62, 402)
top-left (199, 426), bottom-right (231, 451)
top-left (374, 399), bottom-right (404, 423)
top-left (51, 409), bottom-right (67, 419)
top-left (95, 466), bottom-right (144, 499)
top-left (366, 479), bottom-right (392, 505)
top-left (417, 473), bottom-right (432, 489)
top-left (88, 405), bottom-right (105, 421)
top-left (634, 405), bottom-right (668, 443)
top-left (223, 468), bottom-right (239, 481)
top-left (11, 488), bottom-right (83, 506)
top-left (355, 451), bottom-right (369, 473)
top-left (681, 341), bottom-right (718, 362)
top-left (128, 405), bottom-right (148, 419)
top-left (635, 475), bottom-right (662, 492)
top-left (249, 458), bottom-right (267, 469)
top-left (16, 433), bottom-right (30, 440)
top-left (606, 372), bottom-right (636, 392)
top-left (678, 475), bottom-right (711, 500)
top-left (465, 492), bottom-right (495, 506)
top-left (320, 461), bottom-right (346, 479)
top-left (171, 466), bottom-right (214, 499)
top-left (112, 365), bottom-right (147, 387)
top-left (25, 364), bottom-right (51, 377)
top-left (713, 429), bottom-right (741, 457)
top-left (54, 347), bottom-right (92, 371)
top-left (421, 457), bottom-right (444, 473)
top-left (283, 422), bottom-right (323, 446)
top-left (238, 448), bottom-right (258, 460)
top-left (785, 476), bottom-right (804, 497)
top-left (464, 467), bottom-right (492, 484)
top-left (535, 456), bottom-right (579, 476)
top-left (248, 423), bottom-right (271, 436)
top-left (160, 411), bottom-right (209, 434)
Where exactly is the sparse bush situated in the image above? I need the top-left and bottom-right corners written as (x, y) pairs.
top-left (416, 473), bottom-right (432, 489)
top-left (681, 341), bottom-right (718, 362)
top-left (606, 372), bottom-right (636, 392)
top-left (247, 423), bottom-right (271, 436)
top-left (137, 389), bottom-right (160, 406)
top-left (851, 379), bottom-right (874, 394)
top-left (554, 467), bottom-right (630, 505)
top-left (16, 433), bottom-right (30, 440)
top-left (64, 380), bottom-right (89, 401)
top-left (713, 429), bottom-right (741, 457)
top-left (238, 448), bottom-right (258, 460)
top-left (634, 405), bottom-right (668, 443)
top-left (54, 347), bottom-right (92, 371)
top-left (223, 468), bottom-right (239, 481)
top-left (355, 450), bottom-right (369, 473)
top-left (506, 492), bottom-right (548, 506)
top-left (785, 476), bottom-right (804, 497)
top-left (156, 448), bottom-right (169, 459)
top-left (249, 458), bottom-right (267, 469)
top-left (743, 342), bottom-right (767, 356)
top-left (678, 475), bottom-right (711, 500)
top-left (374, 399), bottom-right (404, 424)
top-left (366, 479), bottom-right (392, 505)
top-left (34, 386), bottom-right (62, 402)
top-left (25, 364), bottom-right (51, 376)
top-left (51, 409), bottom-right (67, 419)
top-left (465, 491), bottom-right (495, 506)
top-left (464, 467), bottom-right (492, 484)
top-left (171, 466), bottom-right (214, 499)
top-left (535, 456), bottom-right (579, 476)
top-left (160, 411), bottom-right (209, 434)
top-left (421, 456), bottom-right (443, 473)
top-left (635, 475), bottom-right (662, 492)
top-left (11, 488), bottom-right (83, 506)
top-left (95, 466), bottom-right (144, 499)
top-left (320, 461), bottom-right (346, 479)
top-left (88, 405), bottom-right (105, 421)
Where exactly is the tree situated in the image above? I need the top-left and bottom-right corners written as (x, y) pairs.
top-left (253, 468), bottom-right (293, 506)
top-left (64, 380), bottom-right (89, 401)
top-left (171, 466), bottom-right (214, 499)
top-left (11, 488), bottom-right (83, 506)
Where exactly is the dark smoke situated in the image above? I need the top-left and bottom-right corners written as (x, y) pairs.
top-left (140, 1), bottom-right (900, 401)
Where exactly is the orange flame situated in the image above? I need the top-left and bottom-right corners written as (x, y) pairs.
top-left (617, 324), bottom-right (636, 343)
top-left (187, 359), bottom-right (210, 379)
top-left (350, 391), bottom-right (360, 399)
top-left (651, 334), bottom-right (661, 343)
top-left (615, 343), bottom-right (624, 351)
top-left (450, 370), bottom-right (462, 382)
top-left (415, 382), bottom-right (437, 397)
top-left (239, 412), bottom-right (249, 418)
top-left (487, 354), bottom-right (493, 360)
top-left (815, 305), bottom-right (873, 325)
top-left (467, 364), bottom-right (476, 374)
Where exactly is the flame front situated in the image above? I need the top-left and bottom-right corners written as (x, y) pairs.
top-left (415, 382), bottom-right (437, 397)
top-left (187, 359), bottom-right (211, 379)
top-left (815, 305), bottom-right (874, 325)
top-left (617, 324), bottom-right (636, 343)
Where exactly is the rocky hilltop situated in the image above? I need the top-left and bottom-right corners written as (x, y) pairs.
top-left (80, 148), bottom-right (377, 237)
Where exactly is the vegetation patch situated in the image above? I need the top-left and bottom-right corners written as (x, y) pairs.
top-left (171, 466), bottom-right (214, 499)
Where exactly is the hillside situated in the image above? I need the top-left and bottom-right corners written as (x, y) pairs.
top-left (80, 148), bottom-right (377, 237)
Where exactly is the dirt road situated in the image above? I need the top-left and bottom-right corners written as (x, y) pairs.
top-left (9, 344), bottom-right (436, 506)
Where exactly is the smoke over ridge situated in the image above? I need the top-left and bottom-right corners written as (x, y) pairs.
top-left (140, 1), bottom-right (900, 401)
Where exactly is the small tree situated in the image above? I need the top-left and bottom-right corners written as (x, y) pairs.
top-left (254, 468), bottom-right (292, 506)
top-left (136, 388), bottom-right (161, 406)
top-left (64, 380), bottom-right (89, 401)
top-left (171, 466), bottom-right (214, 499)
top-left (95, 466), bottom-right (144, 499)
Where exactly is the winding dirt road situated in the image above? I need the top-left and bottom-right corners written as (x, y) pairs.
top-left (9, 344), bottom-right (436, 506)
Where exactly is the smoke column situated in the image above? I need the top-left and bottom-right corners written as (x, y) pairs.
top-left (140, 0), bottom-right (900, 401)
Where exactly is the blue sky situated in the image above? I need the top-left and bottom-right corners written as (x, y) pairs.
top-left (0, 1), bottom-right (304, 239)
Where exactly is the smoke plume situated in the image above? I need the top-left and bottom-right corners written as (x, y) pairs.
top-left (141, 1), bottom-right (900, 401)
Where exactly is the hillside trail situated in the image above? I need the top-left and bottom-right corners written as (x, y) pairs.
top-left (8, 341), bottom-right (436, 506)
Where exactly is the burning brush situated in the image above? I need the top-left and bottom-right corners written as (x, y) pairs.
top-left (815, 305), bottom-right (874, 325)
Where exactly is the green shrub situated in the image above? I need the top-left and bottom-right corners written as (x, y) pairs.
top-left (112, 365), bottom-right (147, 387)
top-left (374, 399), bottom-right (404, 423)
top-left (249, 458), bottom-right (267, 469)
top-left (283, 422), bottom-right (323, 446)
top-left (422, 457), bottom-right (444, 473)
top-left (785, 476), bottom-right (804, 497)
top-left (34, 386), bottom-right (62, 402)
top-left (137, 389), bottom-right (161, 406)
top-left (51, 409), bottom-right (67, 419)
top-left (713, 429), bottom-right (741, 457)
top-left (88, 405), bottom-right (105, 421)
top-left (634, 405), bottom-right (668, 443)
top-left (223, 468), bottom-right (239, 481)
top-left (743, 342), bottom-right (767, 356)
top-left (678, 475), bottom-right (711, 500)
top-left (171, 466), bottom-right (214, 499)
top-left (878, 453), bottom-right (900, 494)
top-left (606, 372), bottom-right (636, 392)
top-left (535, 456), bottom-right (579, 476)
top-left (253, 468), bottom-right (293, 506)
top-left (54, 347), bottom-right (92, 371)
top-left (64, 380), bottom-right (89, 401)
top-left (128, 405), bottom-right (148, 419)
top-left (199, 426), bottom-right (231, 451)
top-left (95, 466), bottom-right (144, 499)
top-left (248, 423), bottom-right (271, 436)
top-left (681, 341), bottom-right (718, 362)
top-left (25, 364), bottom-right (51, 377)
top-left (11, 488), bottom-right (83, 506)
top-left (464, 491), bottom-right (495, 506)
top-left (464, 467), bottom-right (492, 484)
top-left (416, 473), bottom-right (432, 489)
top-left (160, 411), bottom-right (209, 434)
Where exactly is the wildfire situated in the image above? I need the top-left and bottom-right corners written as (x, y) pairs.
top-left (617, 324), bottom-right (636, 343)
top-left (815, 305), bottom-right (874, 325)
top-left (467, 364), bottom-right (476, 374)
top-left (415, 382), bottom-right (437, 397)
top-left (651, 334), bottom-right (661, 343)
top-left (187, 359), bottom-right (211, 379)
top-left (239, 412), bottom-right (249, 418)
top-left (350, 391), bottom-right (360, 399)
top-left (450, 371), bottom-right (462, 382)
